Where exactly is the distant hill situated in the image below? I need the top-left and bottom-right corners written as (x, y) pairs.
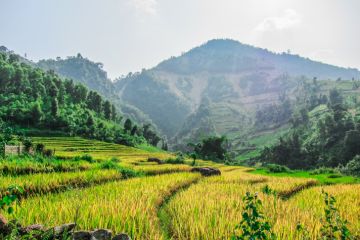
top-left (37, 54), bottom-right (115, 100)
top-left (28, 39), bottom-right (360, 150)
top-left (113, 39), bottom-right (360, 149)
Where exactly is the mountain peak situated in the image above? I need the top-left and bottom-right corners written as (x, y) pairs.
top-left (155, 39), bottom-right (360, 79)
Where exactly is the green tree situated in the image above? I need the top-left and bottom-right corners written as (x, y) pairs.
top-left (73, 84), bottom-right (88, 103)
top-left (124, 118), bottom-right (132, 133)
top-left (344, 130), bottom-right (360, 160)
top-left (31, 102), bottom-right (43, 124)
top-left (111, 104), bottom-right (117, 121)
top-left (51, 98), bottom-right (59, 117)
top-left (130, 125), bottom-right (138, 136)
top-left (103, 100), bottom-right (112, 120)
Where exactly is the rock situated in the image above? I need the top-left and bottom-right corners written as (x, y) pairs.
top-left (147, 157), bottom-right (163, 164)
top-left (21, 224), bottom-right (44, 234)
top-left (91, 229), bottom-right (112, 240)
top-left (54, 222), bottom-right (76, 236)
top-left (73, 230), bottom-right (91, 240)
top-left (112, 233), bottom-right (131, 240)
top-left (0, 214), bottom-right (9, 234)
top-left (191, 167), bottom-right (221, 176)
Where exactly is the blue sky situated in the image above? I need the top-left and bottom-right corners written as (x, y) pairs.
top-left (1, 0), bottom-right (359, 79)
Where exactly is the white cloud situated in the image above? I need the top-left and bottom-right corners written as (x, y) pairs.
top-left (130, 0), bottom-right (158, 16)
top-left (254, 9), bottom-right (302, 32)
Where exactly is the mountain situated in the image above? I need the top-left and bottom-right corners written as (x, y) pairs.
top-left (37, 54), bottom-right (115, 101)
top-left (32, 39), bottom-right (360, 150)
top-left (113, 39), bottom-right (360, 148)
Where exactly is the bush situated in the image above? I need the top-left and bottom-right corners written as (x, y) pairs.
top-left (232, 192), bottom-right (275, 239)
top-left (118, 166), bottom-right (142, 179)
top-left (320, 191), bottom-right (352, 239)
top-left (110, 157), bottom-right (121, 163)
top-left (266, 164), bottom-right (290, 173)
top-left (81, 154), bottom-right (95, 163)
top-left (99, 160), bottom-right (118, 170)
top-left (342, 155), bottom-right (360, 177)
top-left (43, 149), bottom-right (53, 157)
top-left (22, 138), bottom-right (33, 152)
top-left (310, 167), bottom-right (339, 175)
top-left (327, 174), bottom-right (342, 178)
top-left (164, 156), bottom-right (185, 165)
top-left (35, 143), bottom-right (45, 154)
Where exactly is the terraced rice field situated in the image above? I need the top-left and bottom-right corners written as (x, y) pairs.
top-left (7, 173), bottom-right (201, 240)
top-left (2, 137), bottom-right (360, 239)
top-left (33, 137), bottom-right (173, 163)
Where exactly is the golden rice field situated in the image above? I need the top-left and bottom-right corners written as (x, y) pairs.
top-left (161, 169), bottom-right (360, 240)
top-left (2, 136), bottom-right (360, 240)
top-left (0, 169), bottom-right (122, 196)
top-left (7, 173), bottom-right (201, 240)
top-left (32, 137), bottom-right (173, 163)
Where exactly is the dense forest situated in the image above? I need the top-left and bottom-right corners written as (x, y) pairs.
top-left (0, 52), bottom-right (161, 147)
top-left (260, 80), bottom-right (360, 173)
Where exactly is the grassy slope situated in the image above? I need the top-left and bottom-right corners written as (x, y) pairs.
top-left (250, 168), bottom-right (360, 185)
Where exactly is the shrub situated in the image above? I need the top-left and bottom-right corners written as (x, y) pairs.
top-left (118, 166), bottom-right (142, 179)
top-left (342, 155), bottom-right (360, 177)
top-left (35, 143), bottom-right (45, 154)
top-left (110, 157), bottom-right (121, 163)
top-left (81, 154), bottom-right (95, 163)
top-left (310, 167), bottom-right (338, 175)
top-left (266, 164), bottom-right (290, 173)
top-left (320, 191), bottom-right (352, 239)
top-left (43, 149), bottom-right (53, 157)
top-left (232, 192), bottom-right (275, 239)
top-left (0, 186), bottom-right (24, 214)
top-left (164, 156), bottom-right (185, 165)
top-left (99, 160), bottom-right (118, 170)
top-left (327, 174), bottom-right (342, 179)
top-left (22, 138), bottom-right (33, 153)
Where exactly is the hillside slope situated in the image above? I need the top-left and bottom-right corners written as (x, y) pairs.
top-left (28, 39), bottom-right (360, 150)
top-left (114, 39), bottom-right (360, 148)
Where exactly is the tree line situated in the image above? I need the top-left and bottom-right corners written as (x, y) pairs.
top-left (0, 52), bottom-right (162, 147)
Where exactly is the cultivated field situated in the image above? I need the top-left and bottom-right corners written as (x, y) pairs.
top-left (1, 137), bottom-right (360, 239)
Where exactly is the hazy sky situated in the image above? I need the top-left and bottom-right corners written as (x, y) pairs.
top-left (1, 0), bottom-right (359, 79)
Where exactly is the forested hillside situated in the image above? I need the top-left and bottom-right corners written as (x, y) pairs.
top-left (0, 51), bottom-right (161, 147)
top-left (9, 39), bottom-right (360, 154)
top-left (260, 86), bottom-right (360, 170)
top-left (114, 39), bottom-right (360, 151)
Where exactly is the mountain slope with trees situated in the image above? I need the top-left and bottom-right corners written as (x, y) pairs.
top-left (0, 50), bottom-right (161, 147)
top-left (114, 39), bottom-right (360, 150)
top-left (20, 39), bottom-right (360, 152)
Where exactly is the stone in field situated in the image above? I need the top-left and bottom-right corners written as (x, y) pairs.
top-left (191, 167), bottom-right (221, 176)
top-left (54, 222), bottom-right (76, 236)
top-left (91, 229), bottom-right (112, 240)
top-left (73, 230), bottom-right (91, 240)
top-left (0, 214), bottom-right (9, 234)
top-left (112, 233), bottom-right (132, 240)
top-left (147, 157), bottom-right (163, 164)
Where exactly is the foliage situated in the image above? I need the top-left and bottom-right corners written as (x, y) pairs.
top-left (320, 191), bottom-right (352, 239)
top-left (0, 185), bottom-right (24, 214)
top-left (265, 164), bottom-right (290, 173)
top-left (0, 52), bottom-right (155, 147)
top-left (189, 136), bottom-right (229, 162)
top-left (261, 88), bottom-right (360, 171)
top-left (342, 155), bottom-right (360, 177)
top-left (231, 192), bottom-right (275, 240)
